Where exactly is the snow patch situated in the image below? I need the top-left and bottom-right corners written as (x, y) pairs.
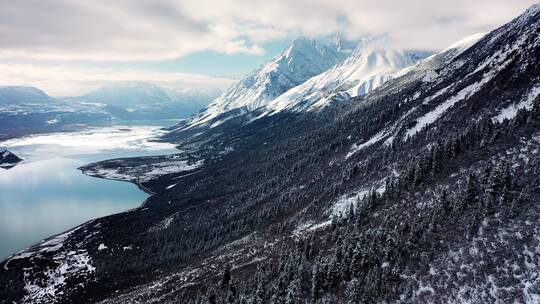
top-left (346, 130), bottom-right (389, 159)
top-left (443, 33), bottom-right (486, 54)
top-left (148, 212), bottom-right (178, 233)
top-left (406, 72), bottom-right (494, 138)
top-left (493, 85), bottom-right (540, 122)
top-left (85, 159), bottom-right (204, 184)
top-left (22, 249), bottom-right (96, 303)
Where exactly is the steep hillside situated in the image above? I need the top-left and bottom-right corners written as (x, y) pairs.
top-left (1, 4), bottom-right (539, 304)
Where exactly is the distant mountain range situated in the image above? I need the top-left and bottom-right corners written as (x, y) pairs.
top-left (0, 85), bottom-right (112, 140)
top-left (0, 82), bottom-right (221, 140)
top-left (70, 82), bottom-right (221, 120)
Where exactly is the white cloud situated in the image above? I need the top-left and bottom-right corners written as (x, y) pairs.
top-left (0, 63), bottom-right (234, 96)
top-left (0, 0), bottom-right (536, 95)
top-left (0, 0), bottom-right (536, 61)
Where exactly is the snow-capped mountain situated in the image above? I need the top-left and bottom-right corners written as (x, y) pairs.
top-left (262, 32), bottom-right (492, 115)
top-left (262, 46), bottom-right (432, 115)
top-left (0, 86), bottom-right (56, 105)
top-left (77, 82), bottom-right (219, 109)
top-left (74, 82), bottom-right (221, 119)
top-left (181, 37), bottom-right (353, 129)
top-left (0, 86), bottom-right (114, 140)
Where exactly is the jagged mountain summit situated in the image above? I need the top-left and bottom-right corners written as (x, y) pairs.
top-left (262, 46), bottom-right (432, 115)
top-left (1, 3), bottom-right (540, 304)
top-left (175, 36), bottom-right (354, 130)
top-left (262, 32), bottom-right (492, 116)
top-left (164, 35), bottom-right (473, 144)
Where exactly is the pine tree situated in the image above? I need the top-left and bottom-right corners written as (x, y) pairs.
top-left (285, 278), bottom-right (301, 304)
top-left (440, 190), bottom-right (451, 214)
top-left (311, 261), bottom-right (322, 301)
top-left (468, 207), bottom-right (483, 238)
top-left (221, 265), bottom-right (232, 290)
top-left (431, 144), bottom-right (441, 175)
top-left (348, 203), bottom-right (356, 222)
top-left (459, 173), bottom-right (479, 212)
top-left (345, 278), bottom-right (361, 304)
top-left (254, 270), bottom-right (266, 304)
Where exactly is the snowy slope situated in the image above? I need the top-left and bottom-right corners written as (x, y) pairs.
top-left (442, 32), bottom-right (487, 54)
top-left (181, 37), bottom-right (353, 129)
top-left (262, 33), bottom-right (486, 115)
top-left (263, 45), bottom-right (431, 114)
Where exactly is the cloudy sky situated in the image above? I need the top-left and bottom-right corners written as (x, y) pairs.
top-left (0, 0), bottom-right (537, 96)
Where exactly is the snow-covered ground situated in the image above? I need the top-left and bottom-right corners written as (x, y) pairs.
top-left (177, 37), bottom-right (351, 130)
top-left (263, 46), bottom-right (429, 115)
top-left (1, 125), bottom-right (177, 158)
top-left (493, 85), bottom-right (540, 123)
top-left (84, 158), bottom-right (204, 184)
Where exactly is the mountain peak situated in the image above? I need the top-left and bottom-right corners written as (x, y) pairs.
top-left (288, 36), bottom-right (316, 49)
top-left (180, 36), bottom-right (352, 129)
top-left (0, 85), bottom-right (55, 105)
top-left (262, 46), bottom-right (430, 115)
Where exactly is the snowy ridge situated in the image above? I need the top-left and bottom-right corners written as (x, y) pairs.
top-left (494, 85), bottom-right (540, 122)
top-left (442, 33), bottom-right (487, 54)
top-left (263, 46), bottom-right (430, 115)
top-left (175, 37), bottom-right (352, 130)
top-left (344, 33), bottom-right (486, 158)
top-left (406, 22), bottom-right (535, 138)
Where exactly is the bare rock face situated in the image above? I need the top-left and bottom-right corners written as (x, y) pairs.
top-left (0, 150), bottom-right (22, 169)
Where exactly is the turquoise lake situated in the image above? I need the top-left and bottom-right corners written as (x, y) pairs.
top-left (0, 123), bottom-right (178, 259)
